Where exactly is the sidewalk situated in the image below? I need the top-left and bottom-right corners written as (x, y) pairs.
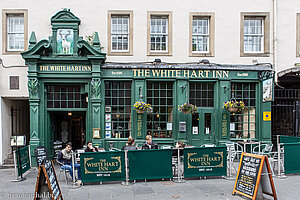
top-left (0, 166), bottom-right (299, 200)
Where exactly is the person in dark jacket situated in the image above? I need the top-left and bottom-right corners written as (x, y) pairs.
top-left (85, 141), bottom-right (98, 152)
top-left (122, 137), bottom-right (137, 150)
top-left (142, 135), bottom-right (159, 149)
top-left (57, 142), bottom-right (81, 182)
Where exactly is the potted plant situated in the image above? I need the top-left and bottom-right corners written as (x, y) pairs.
top-left (223, 100), bottom-right (245, 115)
top-left (133, 101), bottom-right (152, 113)
top-left (178, 103), bottom-right (197, 114)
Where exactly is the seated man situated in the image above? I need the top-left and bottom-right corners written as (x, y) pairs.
top-left (57, 142), bottom-right (81, 183)
top-left (142, 135), bottom-right (159, 150)
top-left (85, 141), bottom-right (98, 152)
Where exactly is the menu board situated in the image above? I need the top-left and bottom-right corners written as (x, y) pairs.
top-left (235, 154), bottom-right (262, 197)
top-left (34, 146), bottom-right (48, 167)
top-left (34, 159), bottom-right (62, 200)
top-left (233, 153), bottom-right (277, 200)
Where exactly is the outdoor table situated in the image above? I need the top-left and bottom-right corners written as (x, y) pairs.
top-left (238, 141), bottom-right (260, 153)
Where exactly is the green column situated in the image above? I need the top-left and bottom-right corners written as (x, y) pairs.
top-left (219, 81), bottom-right (231, 145)
top-left (91, 78), bottom-right (102, 141)
top-left (176, 80), bottom-right (189, 141)
top-left (28, 78), bottom-right (40, 167)
top-left (133, 80), bottom-right (145, 140)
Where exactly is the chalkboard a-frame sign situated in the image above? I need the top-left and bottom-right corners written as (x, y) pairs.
top-left (34, 146), bottom-right (49, 167)
top-left (34, 159), bottom-right (63, 200)
top-left (232, 153), bottom-right (277, 200)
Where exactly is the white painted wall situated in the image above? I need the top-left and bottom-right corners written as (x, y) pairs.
top-left (276, 0), bottom-right (300, 74)
top-left (1, 98), bottom-right (12, 164)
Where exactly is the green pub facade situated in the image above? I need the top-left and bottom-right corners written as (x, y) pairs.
top-left (22, 10), bottom-right (273, 165)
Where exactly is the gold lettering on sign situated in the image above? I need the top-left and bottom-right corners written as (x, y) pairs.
top-left (39, 65), bottom-right (92, 72)
top-left (184, 70), bottom-right (189, 77)
top-left (84, 156), bottom-right (122, 174)
top-left (131, 69), bottom-right (230, 79)
top-left (191, 70), bottom-right (197, 78)
top-left (145, 69), bottom-right (150, 77)
top-left (187, 152), bottom-right (224, 168)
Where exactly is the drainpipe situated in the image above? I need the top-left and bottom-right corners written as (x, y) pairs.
top-left (273, 0), bottom-right (278, 82)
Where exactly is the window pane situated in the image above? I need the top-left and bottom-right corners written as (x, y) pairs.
top-left (7, 15), bottom-right (24, 50)
top-left (150, 15), bottom-right (168, 52)
top-left (111, 15), bottom-right (129, 51)
top-left (192, 17), bottom-right (209, 52)
top-left (105, 81), bottom-right (132, 138)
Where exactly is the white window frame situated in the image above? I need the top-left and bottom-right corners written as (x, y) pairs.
top-left (111, 15), bottom-right (129, 52)
top-left (244, 17), bottom-right (264, 53)
top-left (150, 16), bottom-right (168, 53)
top-left (7, 14), bottom-right (24, 51)
top-left (192, 17), bottom-right (210, 53)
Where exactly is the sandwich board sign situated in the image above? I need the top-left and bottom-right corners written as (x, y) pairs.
top-left (34, 159), bottom-right (62, 200)
top-left (232, 153), bottom-right (277, 200)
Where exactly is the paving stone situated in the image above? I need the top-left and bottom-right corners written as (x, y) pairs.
top-left (0, 168), bottom-right (299, 200)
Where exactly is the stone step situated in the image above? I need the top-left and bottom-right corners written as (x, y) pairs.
top-left (4, 159), bottom-right (14, 164)
top-left (6, 154), bottom-right (14, 159)
top-left (0, 164), bottom-right (15, 169)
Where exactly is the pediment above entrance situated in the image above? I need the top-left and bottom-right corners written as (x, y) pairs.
top-left (22, 9), bottom-right (106, 62)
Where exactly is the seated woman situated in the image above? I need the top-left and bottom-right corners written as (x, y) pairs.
top-left (85, 141), bottom-right (98, 152)
top-left (122, 137), bottom-right (137, 150)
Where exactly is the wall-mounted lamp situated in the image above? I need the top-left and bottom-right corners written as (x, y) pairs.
top-left (116, 114), bottom-right (120, 118)
top-left (156, 114), bottom-right (160, 118)
top-left (68, 111), bottom-right (72, 116)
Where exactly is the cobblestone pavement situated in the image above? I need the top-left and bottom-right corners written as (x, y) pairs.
top-left (0, 165), bottom-right (299, 200)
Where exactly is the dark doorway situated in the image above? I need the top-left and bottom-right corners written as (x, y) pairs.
top-left (51, 111), bottom-right (86, 151)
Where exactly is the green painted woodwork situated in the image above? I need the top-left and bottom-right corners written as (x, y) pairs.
top-left (16, 146), bottom-right (31, 177)
top-left (128, 149), bottom-right (173, 180)
top-left (284, 143), bottom-right (300, 174)
top-left (279, 135), bottom-right (300, 143)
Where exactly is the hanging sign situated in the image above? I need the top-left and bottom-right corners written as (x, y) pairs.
top-left (263, 78), bottom-right (273, 102)
top-left (34, 159), bottom-right (62, 200)
top-left (233, 153), bottom-right (277, 200)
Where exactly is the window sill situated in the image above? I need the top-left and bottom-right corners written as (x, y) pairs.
top-left (189, 52), bottom-right (214, 57)
top-left (2, 50), bottom-right (24, 55)
top-left (108, 52), bottom-right (133, 56)
top-left (240, 52), bottom-right (270, 57)
top-left (147, 51), bottom-right (172, 56)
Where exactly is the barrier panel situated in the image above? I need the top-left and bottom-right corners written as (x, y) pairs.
top-left (284, 143), bottom-right (300, 174)
top-left (80, 151), bottom-right (126, 183)
top-left (279, 135), bottom-right (300, 144)
top-left (183, 146), bottom-right (227, 177)
top-left (15, 146), bottom-right (31, 177)
top-left (128, 149), bottom-right (173, 180)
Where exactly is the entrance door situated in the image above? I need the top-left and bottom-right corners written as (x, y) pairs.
top-left (191, 108), bottom-right (215, 147)
top-left (49, 111), bottom-right (86, 151)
